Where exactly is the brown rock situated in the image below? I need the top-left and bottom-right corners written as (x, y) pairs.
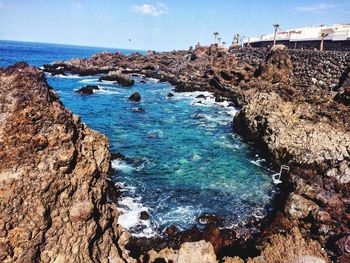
top-left (129, 92), bottom-right (141, 102)
top-left (145, 240), bottom-right (216, 263)
top-left (100, 70), bottom-right (135, 87)
top-left (0, 63), bottom-right (132, 263)
top-left (284, 194), bottom-right (319, 220)
top-left (336, 235), bottom-right (350, 254)
top-left (252, 227), bottom-right (328, 263)
top-left (70, 201), bottom-right (95, 222)
top-left (177, 241), bottom-right (217, 263)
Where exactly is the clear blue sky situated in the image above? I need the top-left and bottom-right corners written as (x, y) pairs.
top-left (0, 0), bottom-right (349, 51)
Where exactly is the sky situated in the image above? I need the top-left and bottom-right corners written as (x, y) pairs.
top-left (0, 0), bottom-right (349, 51)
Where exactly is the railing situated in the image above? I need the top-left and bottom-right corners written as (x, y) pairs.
top-left (272, 165), bottom-right (290, 184)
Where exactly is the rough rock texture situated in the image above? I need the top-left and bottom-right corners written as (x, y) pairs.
top-left (128, 92), bottom-right (141, 102)
top-left (40, 45), bottom-right (350, 261)
top-left (99, 70), bottom-right (135, 87)
top-left (251, 227), bottom-right (328, 263)
top-left (75, 85), bottom-right (100, 95)
top-left (234, 92), bottom-right (350, 166)
top-left (223, 228), bottom-right (328, 263)
top-left (232, 50), bottom-right (350, 262)
top-left (0, 62), bottom-right (133, 263)
top-left (146, 240), bottom-right (216, 263)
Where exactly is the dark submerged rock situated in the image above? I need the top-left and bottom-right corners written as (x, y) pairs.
top-left (75, 85), bottom-right (100, 95)
top-left (139, 211), bottom-right (150, 220)
top-left (129, 92), bottom-right (141, 102)
top-left (111, 152), bottom-right (125, 160)
top-left (196, 94), bottom-right (207, 99)
top-left (198, 214), bottom-right (224, 226)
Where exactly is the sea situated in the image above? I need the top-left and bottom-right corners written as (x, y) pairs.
top-left (0, 40), bottom-right (275, 237)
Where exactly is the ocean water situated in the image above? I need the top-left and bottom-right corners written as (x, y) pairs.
top-left (0, 40), bottom-right (275, 237)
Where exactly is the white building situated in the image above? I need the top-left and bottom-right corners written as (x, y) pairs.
top-left (245, 24), bottom-right (350, 51)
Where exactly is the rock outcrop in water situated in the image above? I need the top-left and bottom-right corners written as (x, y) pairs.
top-left (30, 45), bottom-right (350, 262)
top-left (128, 92), bottom-right (141, 102)
top-left (0, 62), bottom-right (133, 263)
top-left (76, 85), bottom-right (100, 95)
top-left (99, 70), bottom-right (135, 87)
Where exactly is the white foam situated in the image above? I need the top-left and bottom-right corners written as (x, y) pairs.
top-left (158, 206), bottom-right (199, 231)
top-left (192, 153), bottom-right (202, 161)
top-left (215, 140), bottom-right (241, 150)
top-left (94, 86), bottom-right (120, 94)
top-left (111, 160), bottom-right (134, 173)
top-left (79, 78), bottom-right (99, 83)
top-left (147, 129), bottom-right (165, 139)
top-left (146, 77), bottom-right (160, 83)
top-left (52, 74), bottom-right (83, 79)
top-left (250, 158), bottom-right (266, 168)
top-left (172, 90), bottom-right (238, 118)
top-left (99, 80), bottom-right (117, 84)
top-left (117, 196), bottom-right (157, 238)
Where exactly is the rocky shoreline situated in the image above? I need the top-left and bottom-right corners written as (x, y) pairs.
top-left (1, 43), bottom-right (349, 262)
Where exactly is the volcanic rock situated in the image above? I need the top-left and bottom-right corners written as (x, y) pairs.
top-left (146, 240), bottom-right (216, 263)
top-left (100, 70), bottom-right (135, 87)
top-left (198, 214), bottom-right (223, 225)
top-left (284, 194), bottom-right (319, 220)
top-left (196, 94), bottom-right (207, 99)
top-left (140, 211), bottom-right (149, 220)
top-left (129, 92), bottom-right (141, 102)
top-left (253, 227), bottom-right (327, 263)
top-left (335, 85), bottom-right (350, 106)
top-left (336, 235), bottom-right (350, 254)
top-left (75, 85), bottom-right (100, 95)
top-left (111, 152), bottom-right (126, 160)
top-left (234, 92), bottom-right (350, 167)
top-left (0, 63), bottom-right (132, 262)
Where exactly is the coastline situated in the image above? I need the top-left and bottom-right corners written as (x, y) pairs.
top-left (0, 43), bottom-right (349, 262)
top-left (41, 44), bottom-right (350, 262)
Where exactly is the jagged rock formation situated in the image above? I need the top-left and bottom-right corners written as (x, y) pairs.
top-left (99, 70), bottom-right (135, 87)
top-left (128, 92), bottom-right (141, 102)
top-left (234, 92), bottom-right (350, 167)
top-left (146, 240), bottom-right (216, 263)
top-left (76, 85), bottom-right (100, 95)
top-left (0, 62), bottom-right (133, 263)
top-left (223, 227), bottom-right (328, 263)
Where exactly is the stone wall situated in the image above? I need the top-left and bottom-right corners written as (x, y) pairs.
top-left (230, 48), bottom-right (350, 89)
top-left (247, 40), bottom-right (350, 51)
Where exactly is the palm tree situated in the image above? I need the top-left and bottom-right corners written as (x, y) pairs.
top-left (320, 32), bottom-right (329, 51)
top-left (273, 24), bottom-right (280, 46)
top-left (213, 32), bottom-right (219, 43)
top-left (218, 37), bottom-right (222, 44)
top-left (233, 33), bottom-right (240, 44)
top-left (222, 41), bottom-right (226, 46)
top-left (232, 34), bottom-right (245, 47)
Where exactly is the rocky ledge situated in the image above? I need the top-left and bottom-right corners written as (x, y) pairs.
top-left (0, 62), bottom-right (133, 262)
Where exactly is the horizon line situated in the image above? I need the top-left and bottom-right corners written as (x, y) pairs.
top-left (0, 38), bottom-right (149, 52)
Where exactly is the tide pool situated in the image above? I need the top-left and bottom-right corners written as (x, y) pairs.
top-left (0, 40), bottom-right (275, 238)
top-left (47, 74), bottom-right (275, 237)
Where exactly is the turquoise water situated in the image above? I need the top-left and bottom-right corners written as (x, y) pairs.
top-left (0, 40), bottom-right (275, 237)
